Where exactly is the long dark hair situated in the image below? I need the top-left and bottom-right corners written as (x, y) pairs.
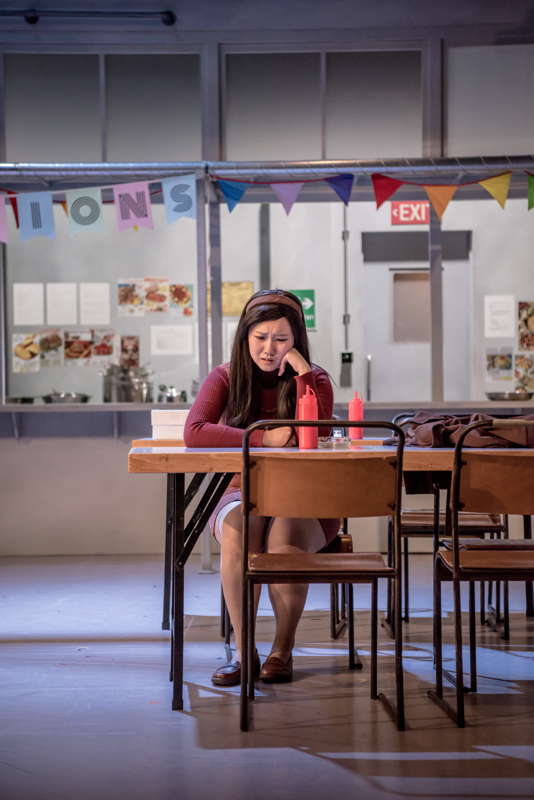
top-left (225, 289), bottom-right (311, 428)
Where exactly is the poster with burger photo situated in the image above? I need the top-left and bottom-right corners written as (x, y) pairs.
top-left (39, 330), bottom-right (63, 367)
top-left (143, 277), bottom-right (169, 313)
top-left (64, 329), bottom-right (93, 366)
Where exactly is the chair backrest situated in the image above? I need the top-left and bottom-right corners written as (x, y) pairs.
top-left (243, 419), bottom-right (404, 521)
top-left (452, 420), bottom-right (534, 516)
top-left (248, 452), bottom-right (399, 519)
top-left (456, 451), bottom-right (534, 515)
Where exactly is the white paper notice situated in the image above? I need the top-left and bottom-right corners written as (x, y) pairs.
top-left (13, 283), bottom-right (44, 326)
top-left (150, 325), bottom-right (193, 356)
top-left (80, 282), bottom-right (110, 325)
top-left (46, 283), bottom-right (77, 325)
top-left (484, 295), bottom-right (515, 338)
top-left (224, 320), bottom-right (239, 361)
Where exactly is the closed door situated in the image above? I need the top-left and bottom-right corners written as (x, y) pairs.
top-left (362, 261), bottom-right (471, 401)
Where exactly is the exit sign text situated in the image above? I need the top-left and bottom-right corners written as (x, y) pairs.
top-left (390, 200), bottom-right (430, 225)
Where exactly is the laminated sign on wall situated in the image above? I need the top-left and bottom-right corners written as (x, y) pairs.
top-left (291, 290), bottom-right (316, 330)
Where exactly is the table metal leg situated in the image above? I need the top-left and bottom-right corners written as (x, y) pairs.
top-left (524, 515), bottom-right (534, 616)
top-left (172, 473), bottom-right (185, 711)
top-left (162, 475), bottom-right (173, 631)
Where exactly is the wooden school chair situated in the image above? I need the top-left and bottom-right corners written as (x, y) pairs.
top-left (428, 418), bottom-right (534, 727)
top-left (240, 419), bottom-right (407, 732)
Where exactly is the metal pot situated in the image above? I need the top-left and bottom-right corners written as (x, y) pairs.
top-left (102, 365), bottom-right (153, 403)
top-left (486, 390), bottom-right (534, 401)
top-left (42, 392), bottom-right (91, 404)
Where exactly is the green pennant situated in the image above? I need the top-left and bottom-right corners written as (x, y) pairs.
top-left (528, 174), bottom-right (534, 210)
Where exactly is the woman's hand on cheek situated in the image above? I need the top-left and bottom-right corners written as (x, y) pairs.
top-left (278, 347), bottom-right (311, 377)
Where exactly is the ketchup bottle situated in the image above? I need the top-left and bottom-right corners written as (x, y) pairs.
top-left (348, 391), bottom-right (364, 440)
top-left (297, 385), bottom-right (318, 449)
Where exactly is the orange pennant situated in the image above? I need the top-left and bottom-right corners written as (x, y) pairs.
top-left (478, 172), bottom-right (511, 209)
top-left (59, 200), bottom-right (68, 216)
top-left (423, 185), bottom-right (457, 220)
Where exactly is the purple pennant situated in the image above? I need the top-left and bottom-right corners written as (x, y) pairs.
top-left (271, 182), bottom-right (303, 215)
top-left (217, 180), bottom-right (248, 212)
top-left (326, 173), bottom-right (354, 205)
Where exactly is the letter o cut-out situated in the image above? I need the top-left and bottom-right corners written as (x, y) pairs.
top-left (70, 196), bottom-right (101, 226)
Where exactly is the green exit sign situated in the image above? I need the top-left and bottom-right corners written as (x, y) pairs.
top-left (291, 289), bottom-right (316, 330)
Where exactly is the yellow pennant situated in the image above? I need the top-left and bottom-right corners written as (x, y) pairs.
top-left (423, 184), bottom-right (457, 220)
top-left (478, 172), bottom-right (512, 209)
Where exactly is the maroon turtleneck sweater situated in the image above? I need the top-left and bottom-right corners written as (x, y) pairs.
top-left (185, 362), bottom-right (339, 541)
top-left (184, 363), bottom-right (333, 449)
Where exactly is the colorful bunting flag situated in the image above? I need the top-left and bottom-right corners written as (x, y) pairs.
top-left (0, 195), bottom-right (8, 243)
top-left (270, 182), bottom-right (304, 215)
top-left (371, 173), bottom-right (404, 208)
top-left (66, 188), bottom-right (104, 235)
top-left (17, 191), bottom-right (55, 241)
top-left (217, 179), bottom-right (248, 212)
top-left (326, 173), bottom-right (354, 205)
top-left (528, 174), bottom-right (534, 211)
top-left (423, 185), bottom-right (458, 220)
top-left (113, 181), bottom-right (153, 231)
top-left (478, 172), bottom-right (511, 209)
top-left (161, 175), bottom-right (196, 223)
top-left (7, 191), bottom-right (19, 228)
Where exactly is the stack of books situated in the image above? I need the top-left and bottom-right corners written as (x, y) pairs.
top-left (151, 408), bottom-right (189, 441)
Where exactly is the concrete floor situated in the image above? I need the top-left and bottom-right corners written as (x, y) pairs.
top-left (1, 554), bottom-right (534, 800)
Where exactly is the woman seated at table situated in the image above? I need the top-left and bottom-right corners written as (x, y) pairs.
top-left (184, 288), bottom-right (338, 686)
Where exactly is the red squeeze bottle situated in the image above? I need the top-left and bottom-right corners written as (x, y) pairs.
top-left (297, 385), bottom-right (318, 449)
top-left (348, 391), bottom-right (364, 439)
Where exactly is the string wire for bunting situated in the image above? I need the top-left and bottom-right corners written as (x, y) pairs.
top-left (372, 170), bottom-right (512, 188)
top-left (209, 174), bottom-right (339, 185)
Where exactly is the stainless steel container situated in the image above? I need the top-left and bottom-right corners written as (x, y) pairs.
top-left (102, 366), bottom-right (153, 403)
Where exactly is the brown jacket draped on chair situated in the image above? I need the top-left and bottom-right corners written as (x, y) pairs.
top-left (387, 412), bottom-right (534, 448)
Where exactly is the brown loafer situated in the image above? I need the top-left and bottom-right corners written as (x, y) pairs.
top-left (259, 654), bottom-right (293, 683)
top-left (211, 651), bottom-right (261, 687)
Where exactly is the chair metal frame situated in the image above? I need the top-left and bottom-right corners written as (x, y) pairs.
top-left (240, 419), bottom-right (406, 732)
top-left (428, 418), bottom-right (534, 727)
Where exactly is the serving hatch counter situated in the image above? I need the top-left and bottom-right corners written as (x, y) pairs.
top-left (1, 399), bottom-right (533, 439)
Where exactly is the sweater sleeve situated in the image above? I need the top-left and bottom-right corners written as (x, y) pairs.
top-left (184, 365), bottom-right (264, 447)
top-left (295, 367), bottom-right (334, 435)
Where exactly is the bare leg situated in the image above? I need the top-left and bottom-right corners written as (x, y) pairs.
top-left (266, 518), bottom-right (326, 661)
top-left (218, 506), bottom-right (268, 660)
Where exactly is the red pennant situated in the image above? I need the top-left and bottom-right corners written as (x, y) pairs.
top-left (371, 173), bottom-right (404, 209)
top-left (7, 191), bottom-right (19, 228)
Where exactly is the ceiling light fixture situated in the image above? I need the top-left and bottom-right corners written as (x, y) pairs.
top-left (0, 8), bottom-right (177, 26)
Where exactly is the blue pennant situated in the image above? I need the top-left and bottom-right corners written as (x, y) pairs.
top-left (325, 174), bottom-right (354, 205)
top-left (217, 179), bottom-right (248, 212)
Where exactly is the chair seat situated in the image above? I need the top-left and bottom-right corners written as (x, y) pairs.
top-left (437, 548), bottom-right (534, 572)
top-left (441, 538), bottom-right (534, 551)
top-left (401, 510), bottom-right (503, 535)
top-left (248, 551), bottom-right (391, 576)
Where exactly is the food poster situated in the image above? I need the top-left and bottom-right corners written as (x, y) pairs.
top-left (485, 349), bottom-right (513, 380)
top-left (12, 333), bottom-right (40, 373)
top-left (143, 277), bottom-right (170, 312)
top-left (169, 283), bottom-right (194, 317)
top-left (120, 335), bottom-right (140, 368)
top-left (118, 278), bottom-right (144, 316)
top-left (92, 329), bottom-right (117, 366)
top-left (222, 281), bottom-right (254, 316)
top-left (64, 329), bottom-right (93, 366)
top-left (39, 330), bottom-right (63, 367)
top-left (518, 301), bottom-right (534, 350)
top-left (514, 354), bottom-right (534, 390)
